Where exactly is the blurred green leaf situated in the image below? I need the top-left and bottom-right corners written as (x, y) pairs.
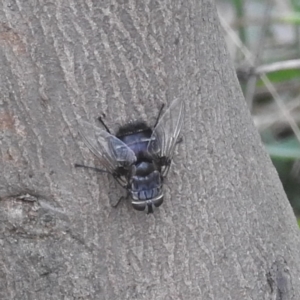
top-left (267, 137), bottom-right (300, 215)
top-left (290, 0), bottom-right (300, 13)
top-left (278, 13), bottom-right (300, 24)
top-left (231, 0), bottom-right (246, 43)
top-left (266, 137), bottom-right (300, 160)
top-left (257, 68), bottom-right (300, 86)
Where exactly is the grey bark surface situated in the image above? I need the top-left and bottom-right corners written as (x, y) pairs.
top-left (0, 1), bottom-right (299, 300)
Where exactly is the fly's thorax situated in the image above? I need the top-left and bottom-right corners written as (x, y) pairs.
top-left (117, 123), bottom-right (152, 160)
top-left (135, 161), bottom-right (155, 176)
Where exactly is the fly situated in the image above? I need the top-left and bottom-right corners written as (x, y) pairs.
top-left (75, 99), bottom-right (184, 214)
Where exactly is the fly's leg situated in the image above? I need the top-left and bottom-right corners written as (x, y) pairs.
top-left (74, 164), bottom-right (112, 175)
top-left (75, 163), bottom-right (129, 208)
top-left (112, 196), bottom-right (124, 208)
top-left (176, 136), bottom-right (183, 145)
top-left (98, 116), bottom-right (111, 134)
top-left (112, 192), bottom-right (129, 208)
top-left (153, 103), bottom-right (165, 128)
top-left (162, 160), bottom-right (172, 178)
top-left (75, 164), bottom-right (128, 190)
top-left (160, 137), bottom-right (182, 177)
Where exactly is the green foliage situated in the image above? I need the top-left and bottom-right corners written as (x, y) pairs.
top-left (262, 135), bottom-right (300, 215)
top-left (266, 137), bottom-right (300, 160)
top-left (230, 0), bottom-right (246, 43)
top-left (257, 69), bottom-right (300, 86)
top-left (223, 0), bottom-right (300, 220)
top-left (279, 12), bottom-right (300, 24)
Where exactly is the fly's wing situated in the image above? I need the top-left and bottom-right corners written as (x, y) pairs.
top-left (78, 120), bottom-right (136, 175)
top-left (147, 99), bottom-right (184, 175)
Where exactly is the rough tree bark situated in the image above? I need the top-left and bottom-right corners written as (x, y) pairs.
top-left (1, 1), bottom-right (299, 299)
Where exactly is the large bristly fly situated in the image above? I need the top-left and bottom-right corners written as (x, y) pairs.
top-left (75, 99), bottom-right (184, 214)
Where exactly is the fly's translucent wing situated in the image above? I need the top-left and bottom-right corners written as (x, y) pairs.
top-left (78, 119), bottom-right (136, 174)
top-left (147, 99), bottom-right (184, 171)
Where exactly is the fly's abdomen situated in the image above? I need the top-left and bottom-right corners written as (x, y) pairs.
top-left (131, 170), bottom-right (162, 201)
top-left (132, 187), bottom-right (161, 201)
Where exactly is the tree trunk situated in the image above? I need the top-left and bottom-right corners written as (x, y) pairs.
top-left (1, 1), bottom-right (299, 299)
